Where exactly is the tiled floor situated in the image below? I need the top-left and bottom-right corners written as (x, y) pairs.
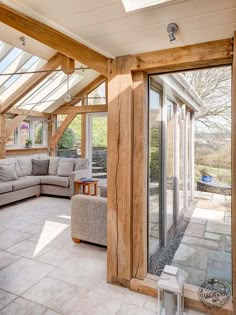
top-left (0, 196), bottom-right (206, 315)
top-left (172, 192), bottom-right (231, 287)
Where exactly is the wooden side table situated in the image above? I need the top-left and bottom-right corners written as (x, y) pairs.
top-left (74, 180), bottom-right (98, 196)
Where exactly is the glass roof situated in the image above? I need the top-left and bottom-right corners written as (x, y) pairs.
top-left (0, 40), bottom-right (83, 112)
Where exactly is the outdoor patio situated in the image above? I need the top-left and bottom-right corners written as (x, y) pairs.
top-left (172, 191), bottom-right (231, 287)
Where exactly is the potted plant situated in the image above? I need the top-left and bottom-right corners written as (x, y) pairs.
top-left (200, 168), bottom-right (213, 182)
top-left (25, 139), bottom-right (33, 148)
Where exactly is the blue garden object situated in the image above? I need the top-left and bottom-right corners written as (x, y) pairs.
top-left (202, 175), bottom-right (213, 183)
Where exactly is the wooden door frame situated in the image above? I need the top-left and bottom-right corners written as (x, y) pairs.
top-left (107, 37), bottom-right (235, 314)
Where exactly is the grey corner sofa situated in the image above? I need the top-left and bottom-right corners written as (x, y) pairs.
top-left (0, 156), bottom-right (90, 207)
top-left (71, 186), bottom-right (107, 246)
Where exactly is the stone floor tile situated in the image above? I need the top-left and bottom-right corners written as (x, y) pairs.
top-left (0, 219), bottom-right (31, 232)
top-left (0, 229), bottom-right (30, 250)
top-left (44, 310), bottom-right (62, 315)
top-left (92, 282), bottom-right (147, 307)
top-left (0, 297), bottom-right (46, 315)
top-left (0, 257), bottom-right (53, 295)
top-left (116, 304), bottom-right (157, 315)
top-left (0, 251), bottom-right (20, 270)
top-left (49, 253), bottom-right (106, 290)
top-left (6, 240), bottom-right (40, 259)
top-left (225, 235), bottom-right (231, 252)
top-left (23, 277), bottom-right (88, 314)
top-left (0, 289), bottom-right (16, 311)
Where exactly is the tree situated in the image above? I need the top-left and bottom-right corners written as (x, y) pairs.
top-left (183, 67), bottom-right (231, 135)
top-left (58, 128), bottom-right (76, 149)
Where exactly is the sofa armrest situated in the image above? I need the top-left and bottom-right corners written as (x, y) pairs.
top-left (69, 168), bottom-right (91, 196)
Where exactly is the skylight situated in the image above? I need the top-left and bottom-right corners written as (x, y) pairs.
top-left (122, 0), bottom-right (177, 12)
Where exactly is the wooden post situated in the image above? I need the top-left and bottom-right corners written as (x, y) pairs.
top-left (132, 71), bottom-right (148, 279)
top-left (0, 114), bottom-right (6, 158)
top-left (48, 114), bottom-right (57, 156)
top-left (232, 32), bottom-right (236, 314)
top-left (107, 56), bottom-right (133, 286)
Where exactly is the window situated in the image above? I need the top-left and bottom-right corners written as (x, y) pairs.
top-left (87, 82), bottom-right (106, 105)
top-left (20, 121), bottom-right (30, 145)
top-left (6, 118), bottom-right (47, 148)
top-left (33, 121), bottom-right (43, 145)
top-left (122, 0), bottom-right (177, 12)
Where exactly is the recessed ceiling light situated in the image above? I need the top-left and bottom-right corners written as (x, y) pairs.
top-left (122, 0), bottom-right (178, 12)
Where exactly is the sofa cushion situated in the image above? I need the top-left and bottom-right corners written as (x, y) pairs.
top-left (32, 159), bottom-right (49, 175)
top-left (57, 159), bottom-right (74, 177)
top-left (0, 182), bottom-right (13, 194)
top-left (12, 176), bottom-right (40, 191)
top-left (40, 175), bottom-right (69, 187)
top-left (17, 158), bottom-right (33, 176)
top-left (0, 158), bottom-right (22, 177)
top-left (40, 156), bottom-right (61, 175)
top-left (0, 164), bottom-right (18, 182)
top-left (74, 158), bottom-right (89, 171)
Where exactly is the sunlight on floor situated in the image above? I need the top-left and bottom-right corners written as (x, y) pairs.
top-left (33, 220), bottom-right (68, 256)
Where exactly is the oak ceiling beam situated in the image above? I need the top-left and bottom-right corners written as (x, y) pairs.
top-left (0, 4), bottom-right (109, 76)
top-left (62, 56), bottom-right (75, 75)
top-left (7, 108), bottom-right (50, 118)
top-left (130, 39), bottom-right (233, 73)
top-left (52, 112), bottom-right (77, 146)
top-left (0, 52), bottom-right (63, 114)
top-left (53, 105), bottom-right (107, 115)
top-left (6, 114), bottom-right (28, 140)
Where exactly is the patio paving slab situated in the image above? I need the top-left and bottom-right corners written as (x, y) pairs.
top-left (206, 221), bottom-right (231, 235)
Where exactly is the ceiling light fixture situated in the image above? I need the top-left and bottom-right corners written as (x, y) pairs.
top-left (167, 23), bottom-right (178, 44)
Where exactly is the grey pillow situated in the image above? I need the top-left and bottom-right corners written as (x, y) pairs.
top-left (57, 160), bottom-right (74, 177)
top-left (0, 164), bottom-right (18, 182)
top-left (74, 158), bottom-right (89, 171)
top-left (17, 158), bottom-right (33, 176)
top-left (32, 159), bottom-right (49, 175)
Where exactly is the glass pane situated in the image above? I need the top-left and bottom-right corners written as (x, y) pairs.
top-left (148, 87), bottom-right (161, 259)
top-left (87, 82), bottom-right (106, 105)
top-left (166, 99), bottom-right (174, 230)
top-left (6, 118), bottom-right (15, 145)
top-left (33, 121), bottom-right (43, 145)
top-left (179, 106), bottom-right (185, 213)
top-left (20, 121), bottom-right (30, 145)
top-left (57, 115), bottom-right (81, 158)
top-left (91, 115), bottom-right (107, 179)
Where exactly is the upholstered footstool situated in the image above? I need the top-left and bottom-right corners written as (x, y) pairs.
top-left (71, 194), bottom-right (107, 246)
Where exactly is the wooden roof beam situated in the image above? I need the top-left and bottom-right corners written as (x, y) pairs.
top-left (0, 52), bottom-right (63, 114)
top-left (0, 4), bottom-right (109, 76)
top-left (51, 112), bottom-right (77, 147)
top-left (130, 39), bottom-right (233, 73)
top-left (7, 108), bottom-right (50, 118)
top-left (62, 56), bottom-right (75, 75)
top-left (53, 105), bottom-right (107, 115)
top-left (6, 114), bottom-right (28, 140)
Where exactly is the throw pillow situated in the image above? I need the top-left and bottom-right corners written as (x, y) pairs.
top-left (57, 160), bottom-right (74, 177)
top-left (32, 159), bottom-right (49, 175)
top-left (0, 164), bottom-right (18, 182)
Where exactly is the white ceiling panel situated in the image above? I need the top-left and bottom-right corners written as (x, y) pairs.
top-left (2, 0), bottom-right (236, 57)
